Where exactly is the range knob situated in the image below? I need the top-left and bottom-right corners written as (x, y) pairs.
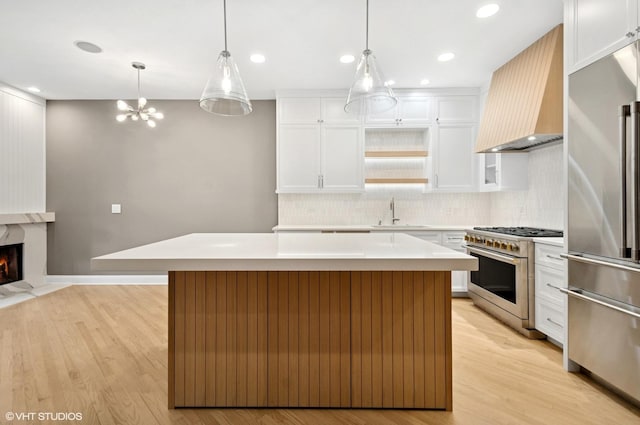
top-left (464, 235), bottom-right (470, 241)
top-left (485, 239), bottom-right (493, 247)
top-left (501, 242), bottom-right (508, 249)
top-left (493, 240), bottom-right (501, 248)
top-left (509, 243), bottom-right (519, 252)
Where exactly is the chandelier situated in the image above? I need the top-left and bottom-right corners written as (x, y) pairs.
top-left (116, 62), bottom-right (164, 127)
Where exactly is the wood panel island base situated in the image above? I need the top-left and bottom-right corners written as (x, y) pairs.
top-left (91, 233), bottom-right (477, 411)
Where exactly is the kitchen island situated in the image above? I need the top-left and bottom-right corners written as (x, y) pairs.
top-left (92, 232), bottom-right (477, 410)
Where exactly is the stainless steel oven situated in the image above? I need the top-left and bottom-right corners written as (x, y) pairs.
top-left (465, 227), bottom-right (562, 338)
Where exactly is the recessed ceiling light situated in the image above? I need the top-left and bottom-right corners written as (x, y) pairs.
top-left (438, 52), bottom-right (455, 62)
top-left (476, 4), bottom-right (500, 18)
top-left (420, 79), bottom-right (430, 85)
top-left (340, 54), bottom-right (355, 64)
top-left (384, 80), bottom-right (395, 86)
top-left (74, 40), bottom-right (103, 54)
top-left (250, 54), bottom-right (266, 63)
top-left (27, 87), bottom-right (41, 93)
top-left (491, 148), bottom-right (499, 152)
top-left (528, 136), bottom-right (537, 141)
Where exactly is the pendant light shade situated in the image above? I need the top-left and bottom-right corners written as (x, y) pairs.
top-left (345, 0), bottom-right (397, 115)
top-left (200, 0), bottom-right (252, 116)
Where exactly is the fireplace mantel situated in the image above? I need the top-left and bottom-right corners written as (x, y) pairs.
top-left (0, 212), bottom-right (55, 225)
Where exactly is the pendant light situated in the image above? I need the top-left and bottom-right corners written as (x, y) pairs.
top-left (344, 0), bottom-right (397, 115)
top-left (199, 0), bottom-right (252, 116)
top-left (116, 62), bottom-right (164, 128)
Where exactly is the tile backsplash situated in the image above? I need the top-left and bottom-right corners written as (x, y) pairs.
top-left (278, 143), bottom-right (564, 229)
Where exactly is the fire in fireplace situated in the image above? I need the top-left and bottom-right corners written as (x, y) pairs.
top-left (0, 243), bottom-right (23, 285)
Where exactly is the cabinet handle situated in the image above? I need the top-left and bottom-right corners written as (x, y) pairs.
top-left (317, 119), bottom-right (324, 123)
top-left (320, 174), bottom-right (324, 188)
top-left (546, 317), bottom-right (563, 328)
top-left (435, 174), bottom-right (438, 187)
top-left (626, 31), bottom-right (636, 38)
top-left (317, 175), bottom-right (322, 188)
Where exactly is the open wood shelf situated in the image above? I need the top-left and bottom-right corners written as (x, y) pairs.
top-left (365, 150), bottom-right (428, 158)
top-left (365, 178), bottom-right (429, 184)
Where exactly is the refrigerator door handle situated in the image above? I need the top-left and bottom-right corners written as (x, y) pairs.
top-left (620, 105), bottom-right (631, 258)
top-left (560, 287), bottom-right (640, 320)
top-left (565, 252), bottom-right (640, 273)
top-left (631, 101), bottom-right (640, 262)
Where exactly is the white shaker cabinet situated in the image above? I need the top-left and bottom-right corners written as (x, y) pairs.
top-left (432, 124), bottom-right (476, 191)
top-left (566, 0), bottom-right (638, 73)
top-left (534, 241), bottom-right (566, 345)
top-left (434, 96), bottom-right (476, 124)
top-left (277, 96), bottom-right (364, 193)
top-left (478, 153), bottom-right (528, 191)
top-left (365, 96), bottom-right (432, 126)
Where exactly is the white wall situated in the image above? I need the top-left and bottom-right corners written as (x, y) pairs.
top-left (0, 83), bottom-right (46, 213)
top-left (278, 143), bottom-right (564, 229)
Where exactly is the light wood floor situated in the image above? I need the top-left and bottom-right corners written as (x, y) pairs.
top-left (1, 285), bottom-right (639, 425)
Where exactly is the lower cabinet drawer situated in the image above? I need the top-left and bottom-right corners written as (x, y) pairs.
top-left (535, 298), bottom-right (564, 344)
top-left (535, 264), bottom-right (564, 304)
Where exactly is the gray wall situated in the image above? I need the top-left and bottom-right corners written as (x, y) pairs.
top-left (46, 100), bottom-right (277, 274)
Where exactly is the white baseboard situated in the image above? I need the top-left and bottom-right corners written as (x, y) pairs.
top-left (46, 275), bottom-right (168, 285)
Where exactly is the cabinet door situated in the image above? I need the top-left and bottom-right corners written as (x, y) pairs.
top-left (364, 103), bottom-right (398, 124)
top-left (278, 125), bottom-right (321, 192)
top-left (321, 126), bottom-right (364, 191)
top-left (278, 98), bottom-right (322, 124)
top-left (435, 96), bottom-right (476, 123)
top-left (321, 97), bottom-right (361, 124)
top-left (398, 97), bottom-right (431, 124)
top-left (569, 0), bottom-right (636, 72)
top-left (433, 124), bottom-right (476, 191)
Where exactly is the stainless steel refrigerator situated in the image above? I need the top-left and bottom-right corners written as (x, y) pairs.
top-left (568, 42), bottom-right (640, 403)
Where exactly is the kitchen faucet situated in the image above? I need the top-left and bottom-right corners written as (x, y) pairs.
top-left (390, 197), bottom-right (400, 224)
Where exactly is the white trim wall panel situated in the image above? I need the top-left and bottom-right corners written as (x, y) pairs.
top-left (0, 86), bottom-right (46, 213)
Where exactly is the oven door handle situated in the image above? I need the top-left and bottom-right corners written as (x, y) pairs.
top-left (466, 246), bottom-right (521, 265)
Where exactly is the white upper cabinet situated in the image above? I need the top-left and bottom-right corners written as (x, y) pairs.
top-left (278, 125), bottom-right (322, 192)
top-left (434, 96), bottom-right (477, 123)
top-left (432, 124), bottom-right (476, 191)
top-left (365, 96), bottom-right (432, 125)
top-left (567, 0), bottom-right (639, 73)
top-left (277, 95), bottom-right (363, 193)
top-left (321, 126), bottom-right (363, 190)
top-left (478, 153), bottom-right (528, 192)
top-left (278, 97), bottom-right (322, 124)
top-left (278, 97), bottom-right (359, 124)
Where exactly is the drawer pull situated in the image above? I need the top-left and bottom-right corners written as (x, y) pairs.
top-left (546, 254), bottom-right (564, 261)
top-left (546, 317), bottom-right (563, 328)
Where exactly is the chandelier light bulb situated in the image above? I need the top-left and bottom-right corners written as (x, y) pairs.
top-left (154, 112), bottom-right (164, 120)
top-left (138, 97), bottom-right (147, 108)
top-left (147, 119), bottom-right (156, 128)
top-left (116, 114), bottom-right (127, 122)
top-left (131, 114), bottom-right (139, 121)
top-left (117, 100), bottom-right (129, 111)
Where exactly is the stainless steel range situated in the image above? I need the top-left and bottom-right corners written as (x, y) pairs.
top-left (465, 226), bottom-right (563, 338)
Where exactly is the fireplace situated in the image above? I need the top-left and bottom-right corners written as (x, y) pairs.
top-left (0, 243), bottom-right (23, 286)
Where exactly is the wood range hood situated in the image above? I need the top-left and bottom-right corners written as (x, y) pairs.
top-left (476, 24), bottom-right (563, 153)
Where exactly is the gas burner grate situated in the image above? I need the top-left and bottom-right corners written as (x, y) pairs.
top-left (473, 227), bottom-right (563, 237)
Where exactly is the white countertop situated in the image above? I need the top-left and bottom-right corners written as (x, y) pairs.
top-left (0, 212), bottom-right (55, 225)
top-left (533, 237), bottom-right (564, 247)
top-left (273, 224), bottom-right (475, 232)
top-left (91, 233), bottom-right (478, 272)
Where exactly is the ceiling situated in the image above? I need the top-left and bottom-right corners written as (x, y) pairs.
top-left (0, 0), bottom-right (563, 100)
